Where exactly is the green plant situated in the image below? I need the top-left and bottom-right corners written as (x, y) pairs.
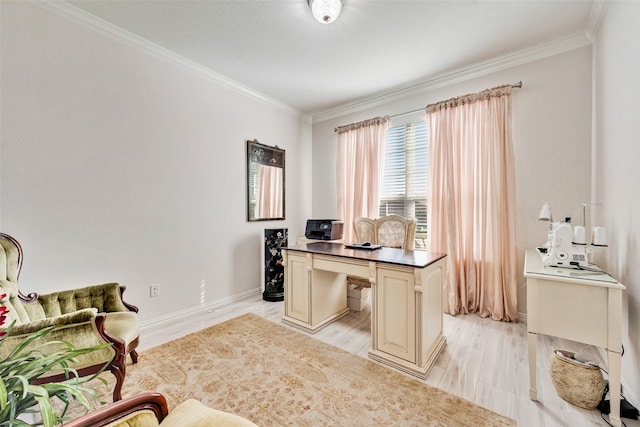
top-left (0, 294), bottom-right (110, 426)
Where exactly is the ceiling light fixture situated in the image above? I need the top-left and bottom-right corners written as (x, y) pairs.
top-left (308, 0), bottom-right (343, 24)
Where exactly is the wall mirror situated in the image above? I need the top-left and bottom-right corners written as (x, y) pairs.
top-left (247, 139), bottom-right (285, 221)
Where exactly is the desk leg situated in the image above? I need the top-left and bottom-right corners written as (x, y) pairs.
top-left (528, 331), bottom-right (538, 401)
top-left (608, 349), bottom-right (622, 427)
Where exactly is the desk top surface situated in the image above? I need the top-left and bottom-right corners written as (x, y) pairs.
top-left (285, 242), bottom-right (446, 268)
top-left (524, 249), bottom-right (624, 288)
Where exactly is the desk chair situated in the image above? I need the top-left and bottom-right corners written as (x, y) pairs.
top-left (348, 215), bottom-right (417, 291)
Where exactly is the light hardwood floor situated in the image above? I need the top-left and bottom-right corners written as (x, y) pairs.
top-left (142, 294), bottom-right (638, 427)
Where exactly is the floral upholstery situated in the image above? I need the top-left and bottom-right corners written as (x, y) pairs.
top-left (352, 217), bottom-right (376, 245)
top-left (352, 214), bottom-right (416, 249)
top-left (0, 232), bottom-right (139, 401)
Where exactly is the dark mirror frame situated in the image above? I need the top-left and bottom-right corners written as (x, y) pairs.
top-left (247, 139), bottom-right (285, 221)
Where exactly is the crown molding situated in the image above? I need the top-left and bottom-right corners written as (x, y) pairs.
top-left (311, 32), bottom-right (593, 123)
top-left (31, 1), bottom-right (593, 127)
top-left (585, 0), bottom-right (609, 42)
top-left (32, 1), bottom-right (310, 122)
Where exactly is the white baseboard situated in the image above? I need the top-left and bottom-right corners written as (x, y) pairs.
top-left (139, 287), bottom-right (261, 335)
top-left (622, 383), bottom-right (640, 413)
top-left (594, 347), bottom-right (640, 410)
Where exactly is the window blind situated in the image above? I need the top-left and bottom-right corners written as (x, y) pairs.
top-left (379, 121), bottom-right (428, 246)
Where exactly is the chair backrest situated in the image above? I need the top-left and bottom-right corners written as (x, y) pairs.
top-left (376, 215), bottom-right (416, 249)
top-left (352, 215), bottom-right (416, 250)
top-left (352, 217), bottom-right (376, 245)
top-left (62, 392), bottom-right (169, 427)
top-left (0, 233), bottom-right (23, 287)
top-left (0, 233), bottom-right (32, 324)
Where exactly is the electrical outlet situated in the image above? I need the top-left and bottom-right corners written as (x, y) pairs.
top-left (150, 284), bottom-right (160, 298)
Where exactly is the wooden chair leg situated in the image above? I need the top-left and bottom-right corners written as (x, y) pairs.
top-left (96, 316), bottom-right (138, 401)
top-left (128, 336), bottom-right (140, 364)
top-left (109, 351), bottom-right (127, 401)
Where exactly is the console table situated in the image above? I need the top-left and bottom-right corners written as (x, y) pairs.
top-left (524, 249), bottom-right (625, 427)
top-left (282, 242), bottom-right (447, 379)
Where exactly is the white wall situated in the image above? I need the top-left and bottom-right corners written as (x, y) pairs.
top-left (311, 47), bottom-right (593, 316)
top-left (594, 0), bottom-right (640, 406)
top-left (0, 2), bottom-right (311, 322)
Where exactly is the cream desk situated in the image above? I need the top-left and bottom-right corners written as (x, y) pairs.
top-left (524, 249), bottom-right (626, 427)
top-left (282, 242), bottom-right (447, 379)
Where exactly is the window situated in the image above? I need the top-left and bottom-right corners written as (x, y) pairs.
top-left (378, 121), bottom-right (428, 248)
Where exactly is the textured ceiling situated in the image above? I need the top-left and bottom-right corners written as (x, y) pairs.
top-left (66, 0), bottom-right (597, 116)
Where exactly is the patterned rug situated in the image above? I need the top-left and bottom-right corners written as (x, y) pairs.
top-left (71, 313), bottom-right (516, 426)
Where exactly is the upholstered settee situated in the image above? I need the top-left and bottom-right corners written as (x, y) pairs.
top-left (62, 392), bottom-right (258, 427)
top-left (0, 233), bottom-right (139, 401)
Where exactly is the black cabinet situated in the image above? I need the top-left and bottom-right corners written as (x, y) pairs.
top-left (263, 228), bottom-right (287, 301)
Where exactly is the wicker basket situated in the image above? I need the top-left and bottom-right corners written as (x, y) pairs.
top-left (549, 350), bottom-right (605, 409)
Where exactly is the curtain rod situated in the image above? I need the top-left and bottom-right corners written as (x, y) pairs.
top-left (334, 81), bottom-right (523, 132)
top-left (389, 81), bottom-right (523, 120)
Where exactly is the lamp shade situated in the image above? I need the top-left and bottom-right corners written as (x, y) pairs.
top-left (538, 202), bottom-right (552, 221)
top-left (308, 0), bottom-right (343, 24)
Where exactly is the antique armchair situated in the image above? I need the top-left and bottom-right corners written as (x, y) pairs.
top-left (0, 232), bottom-right (139, 401)
top-left (348, 215), bottom-right (417, 289)
top-left (63, 392), bottom-right (258, 427)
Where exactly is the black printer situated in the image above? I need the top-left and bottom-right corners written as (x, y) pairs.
top-left (304, 219), bottom-right (344, 241)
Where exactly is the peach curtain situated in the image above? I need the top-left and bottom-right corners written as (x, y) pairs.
top-left (427, 85), bottom-right (518, 321)
top-left (336, 117), bottom-right (389, 243)
top-left (256, 165), bottom-right (283, 218)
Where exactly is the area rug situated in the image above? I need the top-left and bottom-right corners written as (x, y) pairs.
top-left (72, 313), bottom-right (515, 426)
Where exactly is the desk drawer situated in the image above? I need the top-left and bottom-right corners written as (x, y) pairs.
top-left (313, 255), bottom-right (370, 278)
top-left (531, 278), bottom-right (608, 347)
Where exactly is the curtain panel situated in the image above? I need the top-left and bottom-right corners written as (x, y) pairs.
top-left (427, 85), bottom-right (518, 321)
top-left (336, 116), bottom-right (389, 243)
